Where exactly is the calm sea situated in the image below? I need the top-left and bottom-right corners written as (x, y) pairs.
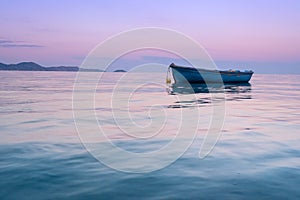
top-left (0, 71), bottom-right (300, 199)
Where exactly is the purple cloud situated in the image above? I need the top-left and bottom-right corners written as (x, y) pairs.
top-left (0, 39), bottom-right (44, 48)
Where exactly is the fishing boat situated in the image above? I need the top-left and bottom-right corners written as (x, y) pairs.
top-left (169, 63), bottom-right (253, 83)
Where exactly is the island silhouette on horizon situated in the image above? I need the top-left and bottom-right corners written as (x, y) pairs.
top-left (0, 62), bottom-right (123, 72)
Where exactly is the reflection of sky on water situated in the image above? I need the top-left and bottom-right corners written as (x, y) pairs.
top-left (1, 72), bottom-right (300, 198)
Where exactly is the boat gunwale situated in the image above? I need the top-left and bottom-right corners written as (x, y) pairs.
top-left (169, 64), bottom-right (253, 75)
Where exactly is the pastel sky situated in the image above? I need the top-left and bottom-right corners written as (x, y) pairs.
top-left (0, 0), bottom-right (299, 73)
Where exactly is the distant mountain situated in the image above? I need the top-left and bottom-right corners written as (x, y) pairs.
top-left (0, 62), bottom-right (78, 71)
top-left (113, 69), bottom-right (127, 72)
top-left (0, 62), bottom-right (47, 71)
top-left (46, 66), bottom-right (79, 71)
top-left (0, 62), bottom-right (104, 72)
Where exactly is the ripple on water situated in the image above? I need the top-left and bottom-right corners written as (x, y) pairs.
top-left (0, 72), bottom-right (300, 199)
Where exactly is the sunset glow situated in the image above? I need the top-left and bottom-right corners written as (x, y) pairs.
top-left (1, 0), bottom-right (299, 73)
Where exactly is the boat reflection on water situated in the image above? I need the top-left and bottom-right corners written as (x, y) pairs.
top-left (169, 82), bottom-right (251, 94)
top-left (167, 82), bottom-right (252, 108)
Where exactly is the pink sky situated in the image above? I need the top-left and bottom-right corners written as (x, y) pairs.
top-left (0, 0), bottom-right (299, 73)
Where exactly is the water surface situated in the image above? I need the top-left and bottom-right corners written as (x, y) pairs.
top-left (0, 71), bottom-right (300, 199)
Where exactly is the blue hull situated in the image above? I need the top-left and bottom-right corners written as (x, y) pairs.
top-left (170, 64), bottom-right (253, 83)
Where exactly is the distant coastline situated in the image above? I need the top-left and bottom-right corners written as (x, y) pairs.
top-left (0, 62), bottom-right (105, 72)
top-left (113, 69), bottom-right (127, 72)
